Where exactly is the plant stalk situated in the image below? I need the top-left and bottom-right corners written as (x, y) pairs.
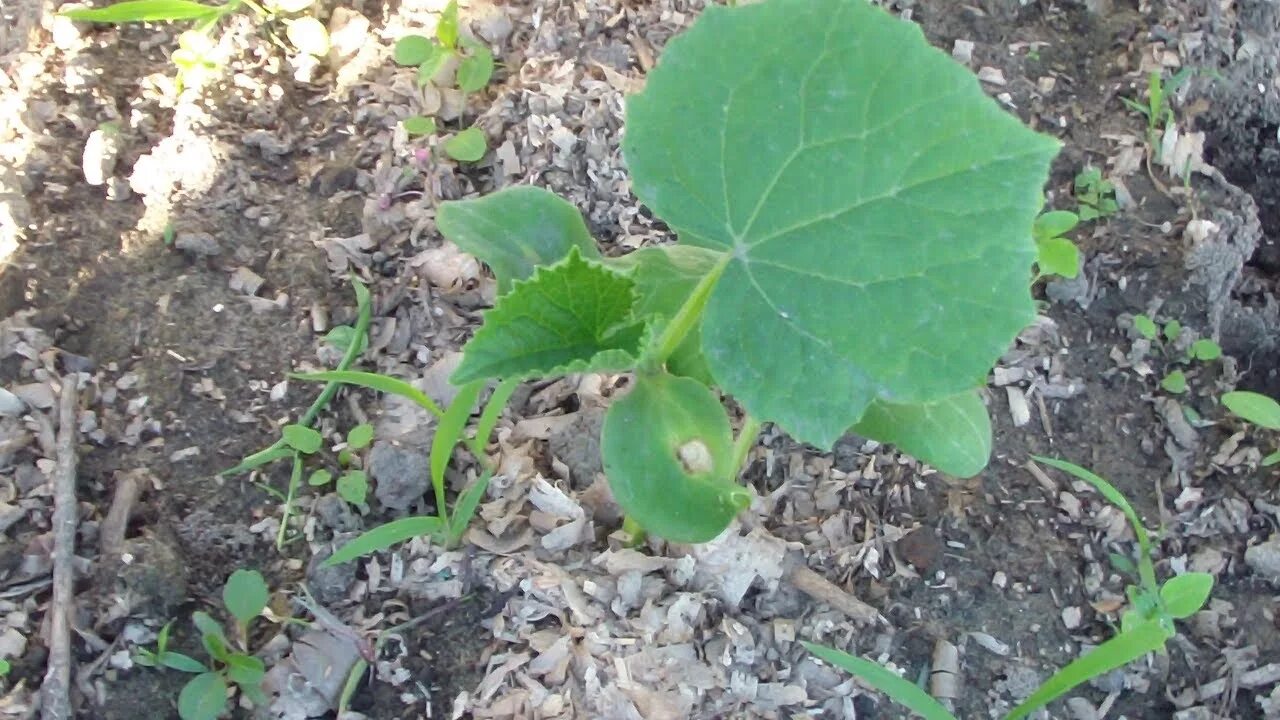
top-left (731, 415), bottom-right (762, 479)
top-left (642, 252), bottom-right (732, 372)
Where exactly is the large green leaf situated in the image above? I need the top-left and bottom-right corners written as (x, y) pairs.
top-left (850, 390), bottom-right (991, 477)
top-left (438, 186), bottom-right (600, 293)
top-left (602, 372), bottom-right (751, 542)
top-left (452, 248), bottom-right (644, 384)
top-left (607, 245), bottom-right (721, 383)
top-left (62, 0), bottom-right (222, 23)
top-left (623, 0), bottom-right (1060, 449)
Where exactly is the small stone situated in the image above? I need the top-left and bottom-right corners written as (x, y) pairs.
top-left (0, 388), bottom-right (24, 417)
top-left (307, 544), bottom-right (357, 604)
top-left (326, 7), bottom-right (370, 68)
top-left (82, 126), bottom-right (121, 186)
top-left (951, 39), bottom-right (974, 64)
top-left (369, 442), bottom-right (431, 511)
top-left (314, 494), bottom-right (359, 532)
top-left (1062, 606), bottom-right (1083, 629)
top-left (898, 527), bottom-right (943, 571)
top-left (174, 231), bottom-right (222, 258)
top-left (1246, 534), bottom-right (1280, 586)
top-left (229, 267), bottom-right (265, 296)
top-left (13, 383), bottom-right (54, 410)
top-left (977, 66), bottom-right (1006, 85)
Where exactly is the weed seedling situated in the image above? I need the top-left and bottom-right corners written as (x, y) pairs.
top-left (804, 457), bottom-right (1212, 719)
top-left (1130, 313), bottom-right (1222, 396)
top-left (134, 570), bottom-right (272, 720)
top-left (1221, 390), bottom-right (1280, 466)
top-left (1032, 210), bottom-right (1080, 280)
top-left (1074, 167), bottom-right (1118, 221)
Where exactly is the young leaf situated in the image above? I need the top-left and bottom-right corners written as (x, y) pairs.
top-left (457, 37), bottom-right (494, 92)
top-left (286, 16), bottom-right (329, 56)
top-left (324, 516), bottom-right (446, 566)
top-left (1005, 621), bottom-right (1167, 720)
top-left (430, 379), bottom-right (484, 519)
top-left (1190, 338), bottom-right (1221, 361)
top-left (801, 642), bottom-right (957, 720)
top-left (1222, 390), bottom-right (1280, 430)
top-left (1035, 237), bottom-right (1080, 279)
top-left (1032, 210), bottom-right (1079, 242)
top-left (444, 127), bottom-right (487, 162)
top-left (437, 186), bottom-right (602, 294)
top-left (623, 0), bottom-right (1059, 449)
top-left (1160, 370), bottom-right (1187, 394)
top-left (308, 468), bottom-right (333, 486)
top-left (403, 115), bottom-right (437, 136)
top-left (1132, 314), bottom-right (1158, 340)
top-left (223, 569), bottom-right (269, 626)
top-left (448, 469), bottom-right (493, 545)
top-left (347, 423), bottom-right (375, 450)
top-left (337, 470), bottom-right (368, 505)
top-left (291, 371), bottom-right (444, 419)
top-left (159, 652), bottom-right (209, 674)
top-left (224, 653), bottom-right (266, 686)
top-left (1163, 320), bottom-right (1182, 342)
top-left (191, 611), bottom-right (227, 659)
top-left (178, 672), bottom-right (228, 720)
top-left (323, 325), bottom-right (368, 355)
top-left (393, 35), bottom-right (435, 66)
top-left (62, 0), bottom-right (221, 23)
top-left (1159, 572), bottom-right (1213, 619)
top-left (417, 47), bottom-right (454, 86)
top-left (436, 0), bottom-right (459, 48)
top-left (282, 424), bottom-right (322, 454)
top-left (451, 249), bottom-right (644, 384)
top-left (850, 390), bottom-right (992, 478)
top-left (602, 372), bottom-right (751, 543)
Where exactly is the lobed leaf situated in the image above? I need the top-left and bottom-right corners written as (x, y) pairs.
top-left (601, 372), bottom-right (751, 543)
top-left (451, 249), bottom-right (644, 384)
top-left (62, 0), bottom-right (221, 23)
top-left (801, 642), bottom-right (956, 720)
top-left (324, 516), bottom-right (445, 566)
top-left (623, 0), bottom-right (1059, 449)
top-left (850, 390), bottom-right (991, 478)
top-left (1222, 390), bottom-right (1280, 431)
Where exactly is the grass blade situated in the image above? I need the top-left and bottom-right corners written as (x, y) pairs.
top-left (1005, 621), bottom-right (1167, 720)
top-left (220, 443), bottom-right (292, 476)
top-left (430, 380), bottom-right (485, 524)
top-left (448, 469), bottom-right (493, 545)
top-left (63, 0), bottom-right (222, 23)
top-left (474, 377), bottom-right (518, 448)
top-left (324, 516), bottom-right (445, 566)
top-left (291, 370), bottom-right (444, 419)
top-left (801, 642), bottom-right (957, 720)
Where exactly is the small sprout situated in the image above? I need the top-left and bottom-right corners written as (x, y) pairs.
top-left (403, 115), bottom-right (437, 136)
top-left (1190, 338), bottom-right (1221, 361)
top-left (1031, 210), bottom-right (1080, 280)
top-left (435, 0), bottom-right (459, 48)
top-left (1075, 167), bottom-right (1119, 220)
top-left (444, 128), bottom-right (487, 162)
top-left (307, 468), bottom-right (332, 486)
top-left (393, 35), bottom-right (435, 65)
top-left (337, 470), bottom-right (368, 505)
top-left (1160, 370), bottom-right (1187, 394)
top-left (1132, 314), bottom-right (1158, 340)
top-left (337, 448), bottom-right (353, 467)
top-left (1163, 320), bottom-right (1181, 342)
top-left (457, 37), bottom-right (494, 93)
top-left (1222, 390), bottom-right (1280, 430)
top-left (222, 569), bottom-right (269, 627)
top-left (281, 424), bottom-right (322, 454)
top-left (347, 423), bottom-right (375, 450)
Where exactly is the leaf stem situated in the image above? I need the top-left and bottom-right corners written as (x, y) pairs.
top-left (643, 252), bottom-right (732, 372)
top-left (731, 415), bottom-right (762, 479)
top-left (275, 452), bottom-right (303, 550)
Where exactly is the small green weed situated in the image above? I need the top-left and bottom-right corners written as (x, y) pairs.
top-left (1032, 210), bottom-right (1080, 280)
top-left (1121, 68), bottom-right (1198, 163)
top-left (1221, 390), bottom-right (1280, 466)
top-left (804, 457), bottom-right (1212, 720)
top-left (1130, 313), bottom-right (1222, 395)
top-left (1073, 167), bottom-right (1118, 221)
top-left (394, 0), bottom-right (494, 162)
top-left (134, 570), bottom-right (271, 720)
top-left (62, 0), bottom-right (328, 92)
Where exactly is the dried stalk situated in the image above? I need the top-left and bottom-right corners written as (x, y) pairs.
top-left (41, 376), bottom-right (79, 720)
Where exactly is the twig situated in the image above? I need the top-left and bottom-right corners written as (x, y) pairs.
top-left (786, 565), bottom-right (885, 626)
top-left (41, 376), bottom-right (79, 720)
top-left (99, 472), bottom-right (141, 559)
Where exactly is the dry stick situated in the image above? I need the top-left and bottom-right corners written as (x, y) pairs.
top-left (41, 376), bottom-right (79, 720)
top-left (99, 473), bottom-right (141, 559)
top-left (786, 565), bottom-right (885, 626)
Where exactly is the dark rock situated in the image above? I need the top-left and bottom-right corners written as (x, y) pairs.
top-left (369, 441), bottom-right (431, 511)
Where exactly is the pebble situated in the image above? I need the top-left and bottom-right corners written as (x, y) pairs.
top-left (306, 545), bottom-right (357, 604)
top-left (369, 441), bottom-right (431, 511)
top-left (82, 126), bottom-right (121, 186)
top-left (314, 494), bottom-right (359, 532)
top-left (174, 231), bottom-right (222, 258)
top-left (1246, 534), bottom-right (1280, 586)
top-left (0, 388), bottom-right (24, 417)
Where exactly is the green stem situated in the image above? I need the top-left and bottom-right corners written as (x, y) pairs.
top-left (731, 415), bottom-right (762, 479)
top-left (275, 452), bottom-right (303, 550)
top-left (642, 252), bottom-right (732, 372)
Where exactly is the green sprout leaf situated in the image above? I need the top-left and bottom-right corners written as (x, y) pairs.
top-left (307, 468), bottom-right (332, 486)
top-left (1190, 338), bottom-right (1221, 361)
top-left (323, 324), bottom-right (368, 355)
top-left (191, 611), bottom-right (227, 660)
top-left (337, 470), bottom-right (368, 505)
top-left (1032, 210), bottom-right (1080, 242)
top-left (394, 35), bottom-right (435, 66)
top-left (62, 0), bottom-right (221, 23)
top-left (417, 47), bottom-right (454, 86)
top-left (159, 652), bottom-right (208, 674)
top-left (801, 642), bottom-right (956, 720)
top-left (448, 470), bottom-right (494, 544)
top-left (602, 372), bottom-right (751, 543)
top-left (1222, 390), bottom-right (1280, 430)
top-left (1159, 572), bottom-right (1214, 619)
top-left (850, 390), bottom-right (991, 478)
top-left (452, 248), bottom-right (644, 384)
top-left (1160, 370), bottom-right (1187, 394)
top-left (1035, 236), bottom-right (1080, 279)
top-left (223, 569), bottom-right (269, 626)
top-left (1133, 314), bottom-right (1158, 340)
top-left (444, 127), bottom-right (487, 162)
top-left (403, 115), bottom-right (437, 136)
top-left (430, 379), bottom-right (483, 526)
top-left (436, 0), bottom-right (459, 48)
top-left (1005, 621), bottom-right (1168, 720)
top-left (457, 37), bottom-right (494, 92)
top-left (286, 16), bottom-right (329, 57)
top-left (623, 0), bottom-right (1059, 449)
top-left (291, 370), bottom-right (445, 419)
top-left (437, 186), bottom-right (601, 294)
top-left (282, 424), bottom-right (322, 454)
top-left (224, 653), bottom-right (266, 686)
top-left (178, 672), bottom-right (228, 720)
top-left (1163, 320), bottom-right (1182, 342)
top-left (324, 516), bottom-right (446, 566)
top-left (346, 423), bottom-right (375, 450)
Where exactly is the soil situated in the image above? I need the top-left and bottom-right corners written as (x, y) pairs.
top-left (2, 0), bottom-right (1279, 719)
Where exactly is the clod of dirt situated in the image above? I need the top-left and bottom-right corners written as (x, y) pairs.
top-left (313, 494), bottom-right (359, 532)
top-left (547, 406), bottom-right (604, 488)
top-left (100, 533), bottom-right (188, 618)
top-left (173, 231), bottom-right (222, 258)
top-left (1245, 534), bottom-right (1280, 586)
top-left (369, 441), bottom-right (431, 511)
top-left (897, 527), bottom-right (943, 571)
top-left (306, 545), bottom-right (356, 605)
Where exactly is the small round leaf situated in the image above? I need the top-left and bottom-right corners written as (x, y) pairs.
top-left (222, 569), bottom-right (269, 626)
top-left (337, 470), bottom-right (368, 505)
top-left (403, 115), bottom-right (437, 136)
top-left (282, 424), bottom-right (322, 454)
top-left (307, 468), bottom-right (333, 486)
top-left (444, 128), bottom-right (487, 162)
top-left (347, 423), bottom-right (375, 450)
top-left (1190, 338), bottom-right (1221, 361)
top-left (1222, 390), bottom-right (1280, 431)
top-left (1035, 237), bottom-right (1080, 279)
top-left (178, 672), bottom-right (228, 720)
top-left (394, 35), bottom-right (435, 66)
top-left (456, 38), bottom-right (494, 93)
top-left (1160, 370), bottom-right (1187, 394)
